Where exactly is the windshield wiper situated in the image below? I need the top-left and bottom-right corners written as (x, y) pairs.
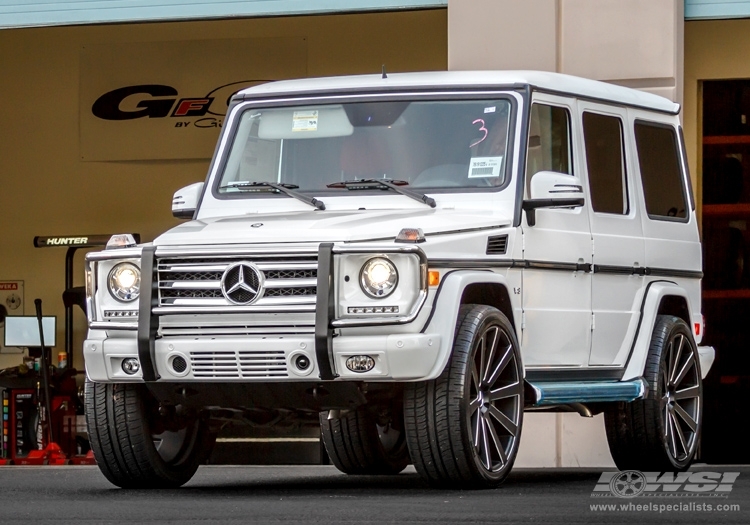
top-left (326, 179), bottom-right (436, 208)
top-left (220, 181), bottom-right (325, 210)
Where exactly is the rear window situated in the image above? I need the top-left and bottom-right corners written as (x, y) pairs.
top-left (634, 122), bottom-right (688, 220)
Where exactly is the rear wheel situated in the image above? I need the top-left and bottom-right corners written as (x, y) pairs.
top-left (605, 315), bottom-right (703, 471)
top-left (405, 304), bottom-right (524, 489)
top-left (320, 404), bottom-right (409, 475)
top-left (85, 380), bottom-right (216, 488)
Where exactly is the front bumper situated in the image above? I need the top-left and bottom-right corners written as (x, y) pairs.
top-left (84, 332), bottom-right (441, 382)
top-left (87, 242), bottom-right (430, 382)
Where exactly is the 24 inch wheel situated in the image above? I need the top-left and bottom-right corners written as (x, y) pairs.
top-left (320, 404), bottom-right (409, 475)
top-left (85, 380), bottom-right (216, 488)
top-left (405, 304), bottom-right (524, 488)
top-left (605, 315), bottom-right (703, 471)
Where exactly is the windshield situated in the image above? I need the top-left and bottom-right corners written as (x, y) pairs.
top-left (217, 98), bottom-right (513, 196)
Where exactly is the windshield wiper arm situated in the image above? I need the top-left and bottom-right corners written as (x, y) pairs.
top-left (220, 181), bottom-right (325, 210)
top-left (326, 179), bottom-right (436, 208)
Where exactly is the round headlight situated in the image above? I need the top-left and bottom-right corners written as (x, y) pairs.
top-left (360, 257), bottom-right (398, 299)
top-left (108, 263), bottom-right (141, 302)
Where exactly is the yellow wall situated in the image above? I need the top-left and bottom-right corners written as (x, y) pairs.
top-left (0, 10), bottom-right (447, 370)
top-left (684, 18), bottom-right (750, 212)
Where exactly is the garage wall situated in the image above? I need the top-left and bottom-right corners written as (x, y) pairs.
top-left (0, 9), bottom-right (447, 370)
top-left (447, 0), bottom-right (684, 105)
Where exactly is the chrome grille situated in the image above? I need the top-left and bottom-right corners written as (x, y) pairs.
top-left (189, 350), bottom-right (288, 378)
top-left (163, 270), bottom-right (223, 281)
top-left (265, 269), bottom-right (317, 280)
top-left (156, 254), bottom-right (318, 310)
top-left (162, 289), bottom-right (223, 299)
top-left (264, 286), bottom-right (317, 298)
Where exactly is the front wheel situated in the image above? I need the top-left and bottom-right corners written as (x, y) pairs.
top-left (605, 315), bottom-right (703, 471)
top-left (85, 380), bottom-right (216, 488)
top-left (320, 404), bottom-right (409, 475)
top-left (405, 304), bottom-right (524, 489)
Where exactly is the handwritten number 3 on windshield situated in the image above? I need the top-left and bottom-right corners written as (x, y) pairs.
top-left (470, 118), bottom-right (488, 148)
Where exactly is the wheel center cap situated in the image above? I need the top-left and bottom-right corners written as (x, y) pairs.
top-left (478, 391), bottom-right (490, 411)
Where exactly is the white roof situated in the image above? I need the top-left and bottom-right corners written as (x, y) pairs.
top-left (238, 70), bottom-right (679, 114)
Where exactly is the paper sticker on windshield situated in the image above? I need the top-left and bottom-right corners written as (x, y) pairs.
top-left (468, 156), bottom-right (503, 178)
top-left (292, 110), bottom-right (318, 132)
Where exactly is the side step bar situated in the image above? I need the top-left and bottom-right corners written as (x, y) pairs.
top-left (526, 378), bottom-right (649, 406)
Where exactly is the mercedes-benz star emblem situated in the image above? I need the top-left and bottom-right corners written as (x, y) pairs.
top-left (220, 262), bottom-right (263, 305)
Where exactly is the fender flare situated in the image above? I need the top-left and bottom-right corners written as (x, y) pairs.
top-left (420, 270), bottom-right (517, 380)
top-left (621, 281), bottom-right (697, 381)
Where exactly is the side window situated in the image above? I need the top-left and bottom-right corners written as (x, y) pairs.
top-left (583, 112), bottom-right (627, 214)
top-left (634, 122), bottom-right (688, 220)
top-left (525, 104), bottom-right (572, 193)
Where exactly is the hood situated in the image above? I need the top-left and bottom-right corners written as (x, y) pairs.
top-left (154, 208), bottom-right (511, 246)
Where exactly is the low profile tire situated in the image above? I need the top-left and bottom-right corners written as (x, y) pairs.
top-left (605, 315), bottom-right (703, 472)
top-left (85, 380), bottom-right (216, 488)
top-left (320, 405), bottom-right (409, 475)
top-left (404, 304), bottom-right (524, 489)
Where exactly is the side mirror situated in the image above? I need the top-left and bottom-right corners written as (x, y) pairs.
top-left (172, 182), bottom-right (204, 219)
top-left (522, 171), bottom-right (584, 226)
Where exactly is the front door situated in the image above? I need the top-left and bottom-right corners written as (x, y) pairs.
top-left (521, 95), bottom-right (592, 367)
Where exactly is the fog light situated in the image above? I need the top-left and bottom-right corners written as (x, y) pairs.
top-left (346, 355), bottom-right (375, 373)
top-left (122, 358), bottom-right (140, 375)
top-left (295, 355), bottom-right (310, 371)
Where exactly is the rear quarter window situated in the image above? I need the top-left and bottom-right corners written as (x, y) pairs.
top-left (634, 121), bottom-right (689, 221)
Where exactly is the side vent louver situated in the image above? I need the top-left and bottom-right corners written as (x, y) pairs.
top-left (486, 235), bottom-right (508, 255)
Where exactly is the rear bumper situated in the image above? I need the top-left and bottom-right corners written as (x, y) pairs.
top-left (697, 345), bottom-right (715, 379)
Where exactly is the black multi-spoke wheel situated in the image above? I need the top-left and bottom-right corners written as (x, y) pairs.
top-left (467, 311), bottom-right (523, 475)
top-left (405, 304), bottom-right (524, 488)
top-left (661, 325), bottom-right (702, 463)
top-left (320, 404), bottom-right (409, 475)
top-left (85, 380), bottom-right (216, 488)
top-left (605, 315), bottom-right (703, 471)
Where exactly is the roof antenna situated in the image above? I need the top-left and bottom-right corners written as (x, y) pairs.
top-left (382, 64), bottom-right (387, 79)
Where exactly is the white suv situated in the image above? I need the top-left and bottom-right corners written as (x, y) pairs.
top-left (83, 71), bottom-right (715, 489)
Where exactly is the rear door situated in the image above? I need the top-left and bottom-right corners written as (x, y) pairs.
top-left (578, 102), bottom-right (645, 366)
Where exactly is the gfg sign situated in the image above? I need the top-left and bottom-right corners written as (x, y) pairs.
top-left (91, 81), bottom-right (266, 121)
